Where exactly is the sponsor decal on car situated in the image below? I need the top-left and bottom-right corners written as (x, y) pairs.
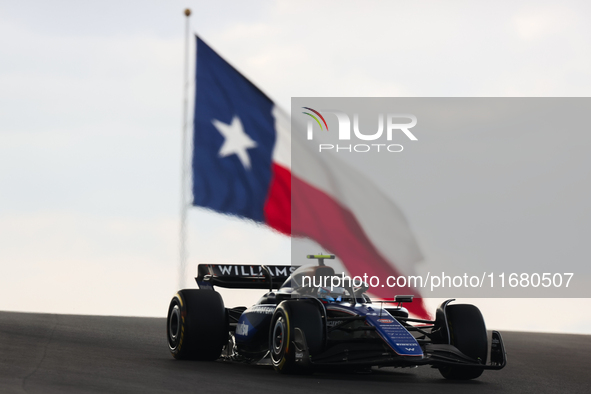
top-left (377, 318), bottom-right (394, 323)
top-left (250, 306), bottom-right (275, 314)
top-left (213, 265), bottom-right (297, 277)
top-left (326, 320), bottom-right (345, 328)
top-left (236, 322), bottom-right (249, 336)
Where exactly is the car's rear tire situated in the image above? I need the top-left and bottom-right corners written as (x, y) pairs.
top-left (167, 289), bottom-right (227, 360)
top-left (270, 301), bottom-right (324, 374)
top-left (438, 304), bottom-right (487, 380)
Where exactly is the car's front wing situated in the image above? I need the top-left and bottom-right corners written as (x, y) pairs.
top-left (292, 328), bottom-right (507, 370)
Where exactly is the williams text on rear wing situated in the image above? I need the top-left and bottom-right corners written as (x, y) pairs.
top-left (196, 264), bottom-right (298, 289)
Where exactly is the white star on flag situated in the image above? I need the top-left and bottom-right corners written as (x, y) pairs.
top-left (212, 116), bottom-right (258, 170)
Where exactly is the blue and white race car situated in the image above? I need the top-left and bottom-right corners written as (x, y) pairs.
top-left (166, 255), bottom-right (506, 380)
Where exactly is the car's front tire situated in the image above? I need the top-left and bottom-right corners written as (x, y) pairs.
top-left (167, 289), bottom-right (227, 360)
top-left (438, 304), bottom-right (487, 380)
top-left (269, 301), bottom-right (324, 374)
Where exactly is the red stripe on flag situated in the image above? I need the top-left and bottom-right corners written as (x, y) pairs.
top-left (264, 163), bottom-right (430, 320)
top-left (264, 163), bottom-right (291, 235)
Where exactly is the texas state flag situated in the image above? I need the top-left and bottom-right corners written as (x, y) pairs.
top-left (192, 36), bottom-right (429, 319)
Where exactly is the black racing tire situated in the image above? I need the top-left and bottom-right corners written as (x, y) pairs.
top-left (269, 300), bottom-right (324, 374)
top-left (167, 289), bottom-right (227, 360)
top-left (438, 304), bottom-right (487, 380)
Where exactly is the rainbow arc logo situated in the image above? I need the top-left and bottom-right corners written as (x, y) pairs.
top-left (302, 107), bottom-right (329, 131)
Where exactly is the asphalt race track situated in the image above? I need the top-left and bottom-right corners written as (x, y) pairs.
top-left (1, 311), bottom-right (590, 393)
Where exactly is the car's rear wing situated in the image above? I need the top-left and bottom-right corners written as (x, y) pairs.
top-left (196, 264), bottom-right (299, 290)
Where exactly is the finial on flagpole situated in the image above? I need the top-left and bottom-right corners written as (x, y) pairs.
top-left (184, 9), bottom-right (191, 17)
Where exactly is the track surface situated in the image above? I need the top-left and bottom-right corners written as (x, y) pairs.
top-left (1, 311), bottom-right (590, 393)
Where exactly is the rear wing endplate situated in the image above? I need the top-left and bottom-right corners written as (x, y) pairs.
top-left (196, 264), bottom-right (299, 290)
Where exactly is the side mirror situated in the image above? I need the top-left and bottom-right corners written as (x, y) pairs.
top-left (353, 282), bottom-right (369, 296)
top-left (394, 295), bottom-right (414, 304)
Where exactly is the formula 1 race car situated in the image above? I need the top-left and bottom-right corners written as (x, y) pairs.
top-left (166, 255), bottom-right (506, 380)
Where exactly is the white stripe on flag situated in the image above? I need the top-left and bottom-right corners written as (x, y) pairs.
top-left (271, 105), bottom-right (423, 277)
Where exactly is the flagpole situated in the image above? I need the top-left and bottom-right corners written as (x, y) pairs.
top-left (179, 8), bottom-right (191, 289)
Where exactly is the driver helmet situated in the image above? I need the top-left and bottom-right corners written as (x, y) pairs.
top-left (318, 286), bottom-right (346, 302)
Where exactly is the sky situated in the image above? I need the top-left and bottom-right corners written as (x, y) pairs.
top-left (1, 0), bottom-right (590, 333)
